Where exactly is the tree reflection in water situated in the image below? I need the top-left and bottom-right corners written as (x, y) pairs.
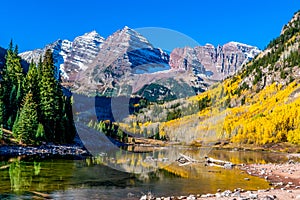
top-left (9, 160), bottom-right (34, 193)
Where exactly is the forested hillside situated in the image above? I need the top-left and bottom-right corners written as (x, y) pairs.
top-left (118, 10), bottom-right (300, 145)
top-left (0, 41), bottom-right (75, 144)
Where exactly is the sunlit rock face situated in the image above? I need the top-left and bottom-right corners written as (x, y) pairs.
top-left (170, 42), bottom-right (261, 80)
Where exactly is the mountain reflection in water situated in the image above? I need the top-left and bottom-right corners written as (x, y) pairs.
top-left (0, 149), bottom-right (287, 200)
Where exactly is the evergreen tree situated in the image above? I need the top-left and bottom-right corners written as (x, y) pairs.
top-left (154, 131), bottom-right (160, 140)
top-left (54, 73), bottom-right (65, 142)
top-left (14, 92), bottom-right (38, 144)
top-left (39, 49), bottom-right (59, 141)
top-left (24, 61), bottom-right (39, 99)
top-left (24, 60), bottom-right (41, 122)
top-left (36, 123), bottom-right (45, 143)
top-left (12, 111), bottom-right (20, 134)
top-left (0, 125), bottom-right (3, 139)
top-left (0, 40), bottom-right (24, 128)
top-left (37, 56), bottom-right (43, 80)
top-left (0, 42), bottom-right (76, 145)
top-left (39, 49), bottom-right (67, 143)
top-left (5, 42), bottom-right (23, 85)
top-left (0, 98), bottom-right (5, 126)
top-left (62, 96), bottom-right (76, 143)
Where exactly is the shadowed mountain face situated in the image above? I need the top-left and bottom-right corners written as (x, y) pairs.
top-left (19, 26), bottom-right (260, 100)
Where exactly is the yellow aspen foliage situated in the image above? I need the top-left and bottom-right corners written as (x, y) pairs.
top-left (226, 82), bottom-right (300, 145)
top-left (127, 76), bottom-right (300, 146)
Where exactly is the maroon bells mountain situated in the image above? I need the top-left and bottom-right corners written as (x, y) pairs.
top-left (19, 26), bottom-right (261, 99)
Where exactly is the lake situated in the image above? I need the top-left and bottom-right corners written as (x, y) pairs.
top-left (0, 148), bottom-right (288, 200)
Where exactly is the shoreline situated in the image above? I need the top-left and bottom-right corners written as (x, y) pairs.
top-left (140, 161), bottom-right (300, 200)
top-left (211, 142), bottom-right (300, 154)
top-left (197, 161), bottom-right (300, 200)
top-left (1, 143), bottom-right (300, 199)
top-left (0, 144), bottom-right (90, 158)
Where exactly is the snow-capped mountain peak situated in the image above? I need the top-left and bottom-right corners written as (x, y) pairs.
top-left (114, 26), bottom-right (154, 50)
top-left (75, 30), bottom-right (104, 44)
top-left (19, 31), bottom-right (104, 80)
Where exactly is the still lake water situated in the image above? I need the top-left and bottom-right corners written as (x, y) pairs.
top-left (0, 148), bottom-right (288, 200)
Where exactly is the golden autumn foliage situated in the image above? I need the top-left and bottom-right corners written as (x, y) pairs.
top-left (145, 80), bottom-right (300, 145)
top-left (224, 82), bottom-right (300, 145)
top-left (123, 70), bottom-right (300, 145)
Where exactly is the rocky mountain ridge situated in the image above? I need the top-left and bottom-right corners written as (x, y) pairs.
top-left (169, 41), bottom-right (261, 80)
top-left (74, 26), bottom-right (170, 96)
top-left (19, 26), bottom-right (260, 100)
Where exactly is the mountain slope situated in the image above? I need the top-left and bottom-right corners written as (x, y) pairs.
top-left (74, 26), bottom-right (172, 96)
top-left (238, 10), bottom-right (300, 92)
top-left (63, 31), bottom-right (104, 80)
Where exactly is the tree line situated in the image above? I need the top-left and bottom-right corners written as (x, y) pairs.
top-left (0, 41), bottom-right (75, 144)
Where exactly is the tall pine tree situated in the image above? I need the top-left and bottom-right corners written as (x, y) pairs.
top-left (0, 41), bottom-right (24, 128)
top-left (39, 49), bottom-right (64, 142)
top-left (24, 61), bottom-right (40, 105)
top-left (14, 92), bottom-right (38, 144)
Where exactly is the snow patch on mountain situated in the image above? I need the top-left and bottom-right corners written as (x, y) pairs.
top-left (19, 31), bottom-right (104, 79)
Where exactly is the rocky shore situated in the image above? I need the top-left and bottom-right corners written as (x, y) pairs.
top-left (140, 156), bottom-right (300, 200)
top-left (0, 144), bottom-right (90, 157)
top-left (140, 188), bottom-right (300, 200)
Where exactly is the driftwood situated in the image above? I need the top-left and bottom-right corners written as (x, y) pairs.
top-left (29, 191), bottom-right (51, 199)
top-left (176, 153), bottom-right (198, 166)
top-left (205, 156), bottom-right (235, 169)
top-left (0, 165), bottom-right (10, 170)
top-left (176, 154), bottom-right (236, 169)
top-left (2, 128), bottom-right (13, 135)
top-left (1, 128), bottom-right (21, 144)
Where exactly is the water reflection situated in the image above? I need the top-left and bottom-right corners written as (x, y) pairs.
top-left (88, 145), bottom-right (215, 174)
top-left (8, 160), bottom-right (43, 193)
top-left (0, 149), bottom-right (286, 199)
top-left (9, 161), bottom-right (32, 193)
top-left (0, 156), bottom-right (74, 197)
top-left (209, 149), bottom-right (289, 164)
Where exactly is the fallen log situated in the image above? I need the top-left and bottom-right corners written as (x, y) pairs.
top-left (2, 128), bottom-right (13, 135)
top-left (176, 153), bottom-right (198, 165)
top-left (205, 156), bottom-right (235, 169)
top-left (29, 191), bottom-right (51, 199)
top-left (0, 165), bottom-right (10, 170)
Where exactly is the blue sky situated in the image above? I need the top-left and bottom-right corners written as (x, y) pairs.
top-left (1, 0), bottom-right (299, 52)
